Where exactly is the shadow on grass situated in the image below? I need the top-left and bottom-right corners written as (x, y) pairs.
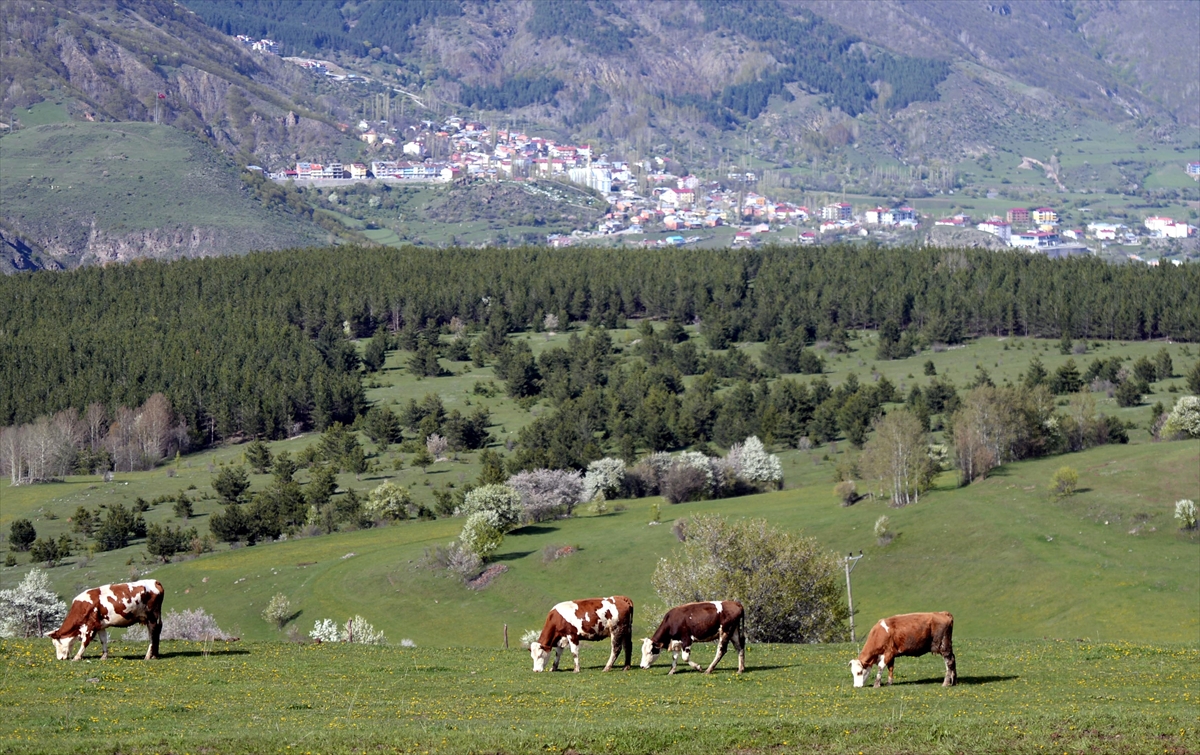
top-left (513, 525), bottom-right (559, 535)
top-left (104, 648), bottom-right (251, 660)
top-left (493, 550), bottom-right (534, 562)
top-left (892, 674), bottom-right (1019, 686)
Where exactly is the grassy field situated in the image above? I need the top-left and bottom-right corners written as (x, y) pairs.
top-left (0, 121), bottom-right (322, 261)
top-left (0, 636), bottom-right (1195, 754)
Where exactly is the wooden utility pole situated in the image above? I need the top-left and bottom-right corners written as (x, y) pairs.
top-left (503, 624), bottom-right (509, 649)
top-left (841, 551), bottom-right (864, 643)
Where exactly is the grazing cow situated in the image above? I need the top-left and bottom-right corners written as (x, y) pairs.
top-left (640, 600), bottom-right (746, 674)
top-left (530, 596), bottom-right (633, 673)
top-left (849, 611), bottom-right (956, 688)
top-left (48, 580), bottom-right (164, 661)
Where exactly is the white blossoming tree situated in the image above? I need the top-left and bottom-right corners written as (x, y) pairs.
top-left (365, 480), bottom-right (413, 521)
top-left (1163, 396), bottom-right (1200, 439)
top-left (581, 457), bottom-right (626, 502)
top-left (0, 568), bottom-right (67, 638)
top-left (729, 436), bottom-right (783, 488)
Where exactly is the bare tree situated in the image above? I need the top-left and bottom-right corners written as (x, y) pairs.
top-left (51, 408), bottom-right (84, 477)
top-left (106, 406), bottom-right (139, 472)
top-left (136, 393), bottom-right (174, 463)
top-left (85, 403), bottom-right (108, 450)
top-left (952, 387), bottom-right (1017, 484)
top-left (0, 425), bottom-right (27, 485)
top-left (862, 409), bottom-right (933, 507)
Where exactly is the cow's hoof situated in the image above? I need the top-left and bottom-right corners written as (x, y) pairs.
top-left (873, 680), bottom-right (881, 689)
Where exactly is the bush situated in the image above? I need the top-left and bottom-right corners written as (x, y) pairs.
top-left (209, 503), bottom-right (249, 543)
top-left (29, 537), bottom-right (65, 566)
top-left (1163, 395), bottom-right (1200, 439)
top-left (9, 519), bottom-right (36, 551)
top-left (1050, 466), bottom-right (1079, 499)
top-left (309, 616), bottom-right (387, 644)
top-left (212, 465), bottom-right (250, 504)
top-left (458, 485), bottom-right (523, 530)
top-left (364, 481), bottom-right (414, 521)
top-left (125, 608), bottom-right (234, 641)
top-left (662, 463), bottom-right (710, 504)
top-left (727, 436), bottom-right (783, 488)
top-left (520, 628), bottom-right (540, 649)
top-left (581, 457), bottom-right (626, 502)
top-left (0, 568), bottom-right (67, 638)
top-left (874, 515), bottom-right (894, 546)
top-left (651, 514), bottom-right (847, 643)
top-left (834, 480), bottom-right (858, 506)
top-left (507, 468), bottom-right (583, 522)
top-left (262, 593), bottom-right (293, 630)
top-left (1175, 499), bottom-right (1197, 531)
top-left (146, 523), bottom-right (197, 562)
top-left (460, 511), bottom-right (505, 559)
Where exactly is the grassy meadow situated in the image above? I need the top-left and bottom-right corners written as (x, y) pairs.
top-left (1, 636), bottom-right (1195, 755)
top-left (1, 330), bottom-right (1197, 753)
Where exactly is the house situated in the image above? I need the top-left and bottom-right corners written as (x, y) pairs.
top-left (821, 203), bottom-right (853, 221)
top-left (1186, 161), bottom-right (1200, 177)
top-left (348, 163), bottom-right (368, 180)
top-left (733, 231), bottom-right (754, 244)
top-left (1006, 207), bottom-right (1031, 226)
top-left (321, 163), bottom-right (343, 179)
top-left (865, 207), bottom-right (885, 225)
top-left (361, 130), bottom-right (378, 145)
top-left (977, 219), bottom-right (1011, 241)
top-left (935, 214), bottom-right (971, 227)
top-left (1146, 216), bottom-right (1193, 238)
top-left (1032, 207), bottom-right (1057, 224)
top-left (1010, 230), bottom-right (1059, 249)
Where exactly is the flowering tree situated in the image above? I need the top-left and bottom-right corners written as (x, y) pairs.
top-left (1163, 396), bottom-right (1200, 439)
top-left (727, 436), bottom-right (783, 488)
top-left (365, 480), bottom-right (413, 521)
top-left (457, 485), bottom-right (523, 530)
top-left (507, 469), bottom-right (583, 522)
top-left (582, 457), bottom-right (626, 502)
top-left (0, 568), bottom-right (67, 638)
top-left (460, 510), bottom-right (505, 559)
top-left (1176, 499), bottom-right (1197, 531)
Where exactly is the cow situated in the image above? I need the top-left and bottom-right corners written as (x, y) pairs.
top-left (530, 596), bottom-right (633, 673)
top-left (849, 611), bottom-right (956, 688)
top-left (640, 600), bottom-right (746, 674)
top-left (47, 580), bottom-right (164, 661)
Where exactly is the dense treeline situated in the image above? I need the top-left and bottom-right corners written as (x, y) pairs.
top-left (459, 76), bottom-right (565, 112)
top-left (525, 0), bottom-right (633, 55)
top-left (187, 0), bottom-right (462, 56)
top-left (697, 0), bottom-right (950, 121)
top-left (1, 245), bottom-right (1195, 443)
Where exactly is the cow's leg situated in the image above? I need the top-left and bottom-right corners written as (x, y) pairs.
top-left (622, 629), bottom-right (632, 671)
top-left (72, 628), bottom-right (94, 661)
top-left (682, 641), bottom-right (703, 672)
top-left (873, 656), bottom-right (886, 688)
top-left (886, 658), bottom-right (896, 686)
top-left (602, 633), bottom-right (618, 672)
top-left (734, 625), bottom-right (746, 674)
top-left (146, 618), bottom-right (162, 660)
top-left (97, 629), bottom-right (110, 660)
top-left (943, 652), bottom-right (957, 687)
top-left (705, 630), bottom-right (729, 674)
top-left (669, 641), bottom-right (681, 675)
top-left (551, 641), bottom-right (564, 672)
top-left (569, 639), bottom-right (581, 673)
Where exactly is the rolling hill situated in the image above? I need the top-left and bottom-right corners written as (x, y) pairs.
top-left (0, 120), bottom-right (324, 269)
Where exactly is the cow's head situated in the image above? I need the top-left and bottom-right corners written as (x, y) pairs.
top-left (639, 638), bottom-right (660, 669)
top-left (849, 659), bottom-right (868, 687)
top-left (47, 630), bottom-right (76, 661)
top-left (530, 642), bottom-right (550, 672)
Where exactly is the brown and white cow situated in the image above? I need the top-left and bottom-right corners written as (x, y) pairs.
top-left (640, 600), bottom-right (746, 674)
top-left (530, 596), bottom-right (633, 673)
top-left (849, 611), bottom-right (956, 688)
top-left (48, 580), bottom-right (164, 661)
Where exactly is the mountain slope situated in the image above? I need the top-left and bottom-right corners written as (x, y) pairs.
top-left (0, 121), bottom-right (323, 267)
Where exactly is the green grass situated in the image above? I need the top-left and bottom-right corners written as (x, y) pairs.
top-left (0, 121), bottom-right (322, 261)
top-left (0, 637), bottom-right (1194, 754)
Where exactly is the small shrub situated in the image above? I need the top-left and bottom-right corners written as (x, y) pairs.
top-left (365, 481), bottom-right (413, 521)
top-left (520, 628), bottom-right (540, 649)
top-left (9, 519), bottom-right (36, 551)
top-left (344, 615), bottom-right (386, 645)
top-left (541, 543), bottom-right (577, 564)
top-left (875, 515), bottom-right (894, 546)
top-left (460, 511), bottom-right (505, 559)
top-left (262, 593), bottom-right (293, 630)
top-left (649, 501), bottom-right (660, 523)
top-left (309, 618), bottom-right (342, 643)
top-left (1163, 395), bottom-right (1200, 439)
top-left (662, 464), bottom-right (709, 504)
top-left (1050, 467), bottom-right (1079, 499)
top-left (126, 608), bottom-right (234, 641)
top-left (1175, 499), bottom-right (1197, 531)
top-left (834, 480), bottom-right (858, 506)
top-left (3, 553), bottom-right (17, 567)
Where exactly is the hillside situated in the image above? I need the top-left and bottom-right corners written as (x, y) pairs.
top-left (0, 120), bottom-right (324, 268)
